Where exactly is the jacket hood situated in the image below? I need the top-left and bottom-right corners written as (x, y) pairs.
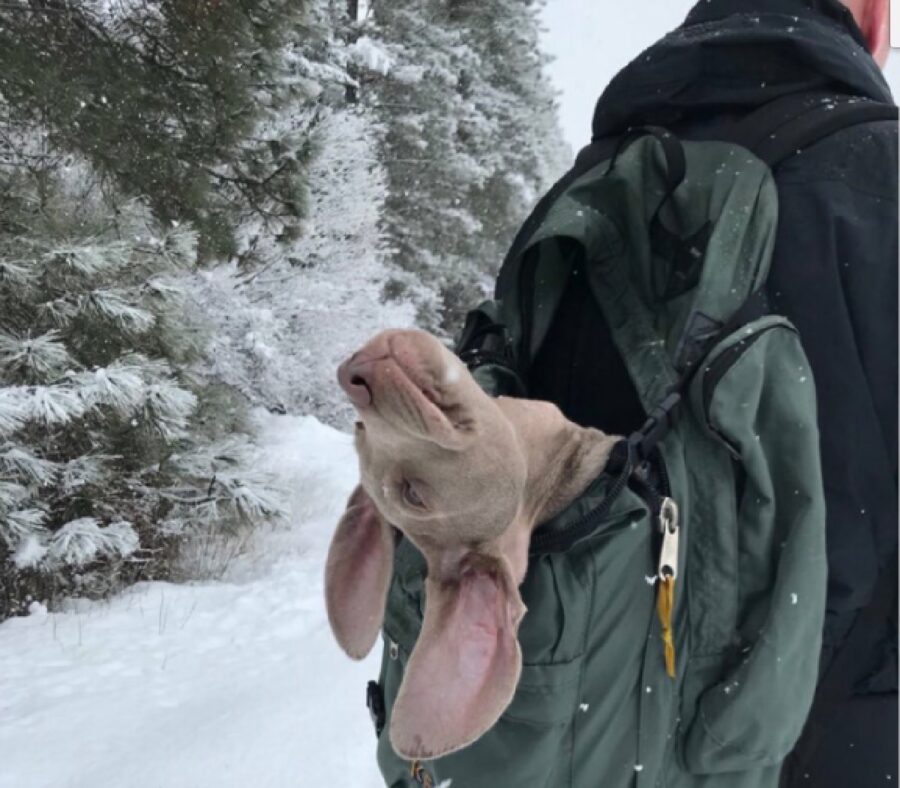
top-left (592, 0), bottom-right (894, 140)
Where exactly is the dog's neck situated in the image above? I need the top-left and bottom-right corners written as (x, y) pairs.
top-left (495, 397), bottom-right (618, 528)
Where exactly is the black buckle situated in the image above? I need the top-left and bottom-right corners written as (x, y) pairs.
top-left (366, 680), bottom-right (386, 737)
top-left (607, 392), bottom-right (680, 478)
top-left (633, 391), bottom-right (682, 460)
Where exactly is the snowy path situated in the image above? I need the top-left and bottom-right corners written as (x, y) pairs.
top-left (0, 415), bottom-right (384, 788)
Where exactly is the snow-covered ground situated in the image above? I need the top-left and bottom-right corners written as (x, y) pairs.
top-left (0, 413), bottom-right (384, 788)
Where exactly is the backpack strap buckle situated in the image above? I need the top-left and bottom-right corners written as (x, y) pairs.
top-left (632, 391), bottom-right (682, 460)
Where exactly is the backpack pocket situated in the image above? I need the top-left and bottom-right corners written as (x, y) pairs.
top-left (376, 626), bottom-right (584, 788)
top-left (376, 538), bottom-right (589, 788)
top-left (375, 478), bottom-right (652, 788)
top-left (679, 315), bottom-right (827, 773)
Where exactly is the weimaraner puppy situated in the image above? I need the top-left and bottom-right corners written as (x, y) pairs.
top-left (325, 328), bottom-right (618, 760)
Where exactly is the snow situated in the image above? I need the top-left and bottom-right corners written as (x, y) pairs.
top-left (392, 64), bottom-right (426, 85)
top-left (0, 412), bottom-right (384, 788)
top-left (47, 517), bottom-right (139, 567)
top-left (27, 600), bottom-right (48, 616)
top-left (347, 36), bottom-right (393, 76)
top-left (13, 534), bottom-right (48, 569)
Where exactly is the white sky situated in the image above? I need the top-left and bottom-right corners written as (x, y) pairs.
top-left (540, 0), bottom-right (900, 149)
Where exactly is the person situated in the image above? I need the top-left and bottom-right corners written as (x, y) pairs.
top-left (574, 1), bottom-right (896, 785)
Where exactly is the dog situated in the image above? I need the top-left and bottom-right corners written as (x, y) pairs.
top-left (324, 329), bottom-right (617, 760)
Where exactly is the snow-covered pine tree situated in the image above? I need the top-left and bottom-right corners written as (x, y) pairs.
top-left (449, 0), bottom-right (571, 263)
top-left (189, 0), bottom-right (568, 422)
top-left (0, 153), bottom-right (279, 618)
top-left (359, 0), bottom-right (568, 334)
top-left (0, 0), bottom-right (411, 430)
top-left (188, 0), bottom-right (417, 426)
top-left (0, 0), bottom-right (314, 265)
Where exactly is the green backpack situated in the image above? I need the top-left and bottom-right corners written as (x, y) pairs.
top-left (368, 93), bottom-right (897, 788)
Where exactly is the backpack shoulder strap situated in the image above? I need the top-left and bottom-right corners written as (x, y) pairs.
top-left (726, 90), bottom-right (898, 168)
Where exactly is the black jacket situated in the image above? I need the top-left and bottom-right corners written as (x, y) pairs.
top-left (584, 1), bottom-right (897, 783)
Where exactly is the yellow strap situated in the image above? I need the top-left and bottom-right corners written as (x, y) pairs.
top-left (409, 761), bottom-right (433, 788)
top-left (656, 575), bottom-right (676, 678)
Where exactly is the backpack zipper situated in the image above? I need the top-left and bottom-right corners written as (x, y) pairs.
top-left (629, 447), bottom-right (670, 512)
top-left (529, 444), bottom-right (672, 556)
top-left (529, 441), bottom-right (636, 555)
top-left (657, 497), bottom-right (680, 581)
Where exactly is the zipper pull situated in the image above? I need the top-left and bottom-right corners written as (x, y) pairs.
top-left (656, 497), bottom-right (679, 679)
top-left (658, 497), bottom-right (679, 579)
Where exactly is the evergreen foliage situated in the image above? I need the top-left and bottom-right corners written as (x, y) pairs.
top-left (0, 0), bottom-right (567, 615)
top-left (0, 0), bottom-right (315, 264)
top-left (0, 156), bottom-right (279, 617)
top-left (361, 0), bottom-right (568, 333)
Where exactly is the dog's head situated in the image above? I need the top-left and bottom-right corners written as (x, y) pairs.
top-left (325, 329), bottom-right (534, 759)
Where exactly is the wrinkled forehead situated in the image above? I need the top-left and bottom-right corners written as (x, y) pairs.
top-left (421, 334), bottom-right (458, 373)
top-left (387, 328), bottom-right (464, 382)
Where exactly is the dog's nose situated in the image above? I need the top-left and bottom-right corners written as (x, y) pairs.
top-left (337, 332), bottom-right (409, 408)
top-left (337, 354), bottom-right (375, 408)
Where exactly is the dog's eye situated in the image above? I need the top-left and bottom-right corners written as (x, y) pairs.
top-left (401, 480), bottom-right (426, 509)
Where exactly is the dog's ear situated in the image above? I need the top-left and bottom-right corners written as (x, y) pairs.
top-left (325, 485), bottom-right (394, 659)
top-left (389, 555), bottom-right (525, 760)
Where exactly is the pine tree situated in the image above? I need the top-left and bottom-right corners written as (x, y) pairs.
top-left (360, 0), bottom-right (567, 335)
top-left (0, 150), bottom-right (279, 617)
top-left (187, 0), bottom-right (417, 426)
top-left (187, 0), bottom-right (568, 421)
top-left (0, 0), bottom-right (571, 619)
top-left (450, 0), bottom-right (571, 257)
top-left (0, 0), bottom-right (315, 265)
